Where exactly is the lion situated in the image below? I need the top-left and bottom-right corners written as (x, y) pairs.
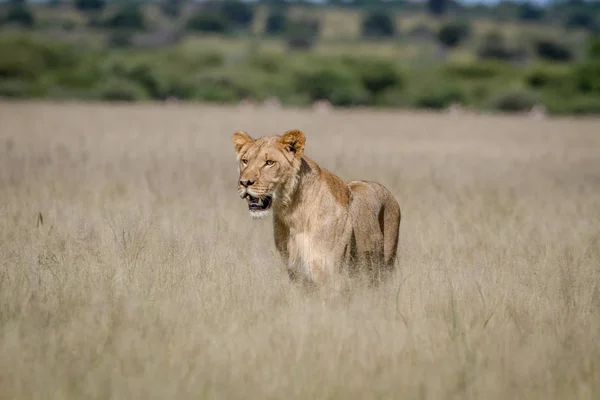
top-left (232, 129), bottom-right (401, 287)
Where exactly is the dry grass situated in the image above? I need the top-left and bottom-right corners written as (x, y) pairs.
top-left (1, 101), bottom-right (599, 399)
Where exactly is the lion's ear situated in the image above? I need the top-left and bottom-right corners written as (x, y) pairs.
top-left (232, 131), bottom-right (254, 154)
top-left (280, 129), bottom-right (305, 159)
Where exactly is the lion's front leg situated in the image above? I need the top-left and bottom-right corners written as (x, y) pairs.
top-left (305, 218), bottom-right (353, 289)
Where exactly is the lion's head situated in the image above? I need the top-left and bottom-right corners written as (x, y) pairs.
top-left (232, 129), bottom-right (305, 218)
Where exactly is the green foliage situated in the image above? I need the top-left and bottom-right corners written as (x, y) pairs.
top-left (95, 78), bottom-right (149, 101)
top-left (574, 60), bottom-right (600, 94)
top-left (265, 9), bottom-right (287, 35)
top-left (0, 33), bottom-right (598, 114)
top-left (437, 21), bottom-right (471, 48)
top-left (443, 61), bottom-right (509, 80)
top-left (361, 10), bottom-right (396, 38)
top-left (107, 30), bottom-right (134, 48)
top-left (489, 89), bottom-right (539, 112)
top-left (565, 11), bottom-right (597, 31)
top-left (104, 3), bottom-right (146, 31)
top-left (477, 31), bottom-right (525, 61)
top-left (343, 57), bottom-right (404, 95)
top-left (247, 53), bottom-right (284, 74)
top-left (6, 3), bottom-right (35, 27)
top-left (588, 36), bottom-right (600, 59)
top-left (219, 0), bottom-right (254, 30)
top-left (427, 0), bottom-right (448, 17)
top-left (293, 64), bottom-right (369, 106)
top-left (285, 18), bottom-right (320, 51)
top-left (0, 35), bottom-right (77, 80)
top-left (0, 79), bottom-right (43, 98)
top-left (160, 0), bottom-right (182, 19)
top-left (413, 84), bottom-right (466, 109)
top-left (186, 13), bottom-right (228, 33)
top-left (519, 2), bottom-right (544, 21)
top-left (74, 0), bottom-right (105, 12)
top-left (543, 94), bottom-right (600, 115)
top-left (525, 66), bottom-right (573, 91)
top-left (534, 38), bottom-right (573, 62)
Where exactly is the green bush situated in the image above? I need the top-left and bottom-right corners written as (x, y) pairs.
top-left (344, 58), bottom-right (404, 95)
top-left (477, 31), bottom-right (526, 61)
top-left (437, 21), bottom-right (471, 48)
top-left (543, 94), bottom-right (600, 115)
top-left (104, 3), bottom-right (146, 31)
top-left (588, 36), bottom-right (600, 59)
top-left (525, 66), bottom-right (573, 91)
top-left (6, 4), bottom-right (35, 27)
top-left (443, 61), bottom-right (508, 80)
top-left (46, 56), bottom-right (104, 90)
top-left (265, 10), bottom-right (287, 35)
top-left (565, 11), bottom-right (597, 31)
top-left (101, 59), bottom-right (193, 100)
top-left (0, 35), bottom-right (78, 80)
top-left (0, 79), bottom-right (43, 98)
top-left (74, 0), bottom-right (105, 12)
top-left (160, 0), bottom-right (182, 19)
top-left (427, 0), bottom-right (448, 17)
top-left (186, 13), bottom-right (228, 33)
top-left (95, 78), bottom-right (148, 101)
top-left (219, 0), bottom-right (254, 30)
top-left (489, 89), bottom-right (539, 112)
top-left (534, 38), bottom-right (573, 62)
top-left (519, 2), bottom-right (544, 21)
top-left (413, 84), bottom-right (466, 109)
top-left (285, 18), bottom-right (320, 51)
top-left (107, 30), bottom-right (134, 48)
top-left (574, 60), bottom-right (600, 94)
top-left (188, 69), bottom-right (268, 103)
top-left (372, 88), bottom-right (410, 107)
top-left (248, 53), bottom-right (284, 74)
top-left (160, 50), bottom-right (224, 71)
top-left (293, 64), bottom-right (368, 106)
top-left (361, 10), bottom-right (396, 39)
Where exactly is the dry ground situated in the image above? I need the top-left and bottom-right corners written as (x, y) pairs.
top-left (1, 102), bottom-right (599, 399)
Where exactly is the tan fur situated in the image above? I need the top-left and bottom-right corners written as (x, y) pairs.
top-left (232, 129), bottom-right (401, 287)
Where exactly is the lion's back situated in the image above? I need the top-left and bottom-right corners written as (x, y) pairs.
top-left (347, 180), bottom-right (398, 211)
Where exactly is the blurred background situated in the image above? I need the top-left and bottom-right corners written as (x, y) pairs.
top-left (0, 0), bottom-right (599, 115)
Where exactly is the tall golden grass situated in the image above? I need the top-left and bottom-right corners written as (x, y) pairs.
top-left (1, 102), bottom-right (599, 399)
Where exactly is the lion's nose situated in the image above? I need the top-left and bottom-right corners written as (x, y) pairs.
top-left (240, 179), bottom-right (254, 187)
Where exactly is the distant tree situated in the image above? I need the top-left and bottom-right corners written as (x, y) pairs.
top-left (74, 0), bottom-right (105, 12)
top-left (220, 0), bottom-right (254, 29)
top-left (534, 38), bottom-right (573, 62)
top-left (265, 10), bottom-right (288, 35)
top-left (186, 13), bottom-right (228, 33)
top-left (519, 2), bottom-right (544, 21)
top-left (6, 0), bottom-right (35, 27)
top-left (427, 0), bottom-right (448, 17)
top-left (589, 36), bottom-right (600, 59)
top-left (105, 4), bottom-right (145, 30)
top-left (107, 30), bottom-right (134, 48)
top-left (477, 30), bottom-right (525, 61)
top-left (160, 0), bottom-right (183, 19)
top-left (565, 11), bottom-right (596, 31)
top-left (361, 10), bottom-right (396, 38)
top-left (285, 18), bottom-right (320, 51)
top-left (437, 21), bottom-right (470, 48)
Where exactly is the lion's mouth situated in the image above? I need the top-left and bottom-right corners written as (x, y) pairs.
top-left (244, 194), bottom-right (272, 211)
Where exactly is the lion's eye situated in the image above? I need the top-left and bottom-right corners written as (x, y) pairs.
top-left (265, 160), bottom-right (275, 166)
top-left (241, 159), bottom-right (248, 165)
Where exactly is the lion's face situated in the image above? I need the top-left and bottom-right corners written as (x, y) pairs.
top-left (232, 130), bottom-right (305, 218)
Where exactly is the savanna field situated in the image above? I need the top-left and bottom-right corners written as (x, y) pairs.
top-left (0, 101), bottom-right (599, 399)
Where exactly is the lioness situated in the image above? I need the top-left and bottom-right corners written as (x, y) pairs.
top-left (232, 129), bottom-right (401, 286)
